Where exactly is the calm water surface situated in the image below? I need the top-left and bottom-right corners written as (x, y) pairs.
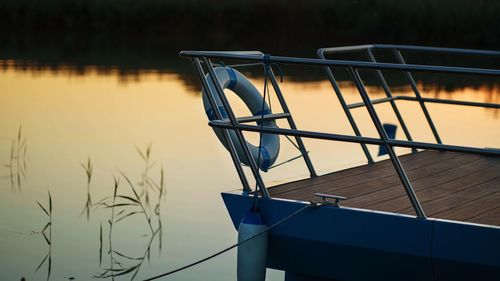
top-left (1, 65), bottom-right (499, 280)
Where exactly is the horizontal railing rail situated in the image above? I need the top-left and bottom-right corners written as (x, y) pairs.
top-left (208, 121), bottom-right (500, 157)
top-left (318, 44), bottom-right (500, 57)
top-left (347, 96), bottom-right (500, 109)
top-left (180, 51), bottom-right (500, 76)
top-left (235, 113), bottom-right (291, 124)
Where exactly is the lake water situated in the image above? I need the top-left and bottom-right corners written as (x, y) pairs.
top-left (1, 62), bottom-right (499, 280)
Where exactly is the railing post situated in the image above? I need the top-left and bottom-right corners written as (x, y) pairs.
top-left (192, 58), bottom-right (251, 192)
top-left (318, 51), bottom-right (375, 164)
top-left (267, 67), bottom-right (318, 177)
top-left (365, 49), bottom-right (417, 153)
top-left (348, 66), bottom-right (426, 219)
top-left (203, 57), bottom-right (270, 197)
top-left (393, 49), bottom-right (443, 144)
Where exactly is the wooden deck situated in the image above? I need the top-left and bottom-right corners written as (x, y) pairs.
top-left (268, 150), bottom-right (500, 226)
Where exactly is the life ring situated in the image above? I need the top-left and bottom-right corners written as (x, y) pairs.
top-left (202, 67), bottom-right (280, 172)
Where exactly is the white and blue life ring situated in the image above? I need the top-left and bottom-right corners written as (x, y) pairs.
top-left (202, 67), bottom-right (280, 172)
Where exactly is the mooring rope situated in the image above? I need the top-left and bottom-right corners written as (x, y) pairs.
top-left (268, 152), bottom-right (309, 170)
top-left (143, 203), bottom-right (312, 281)
top-left (254, 54), bottom-right (272, 176)
top-left (254, 56), bottom-right (304, 172)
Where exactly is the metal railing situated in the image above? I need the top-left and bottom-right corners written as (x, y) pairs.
top-left (180, 45), bottom-right (500, 219)
top-left (318, 44), bottom-right (500, 151)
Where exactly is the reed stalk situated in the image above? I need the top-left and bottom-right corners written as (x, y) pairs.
top-left (94, 145), bottom-right (167, 280)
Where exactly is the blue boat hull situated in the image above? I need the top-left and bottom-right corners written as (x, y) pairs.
top-left (222, 192), bottom-right (500, 281)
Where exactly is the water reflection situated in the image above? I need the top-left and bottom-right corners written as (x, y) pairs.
top-left (0, 62), bottom-right (498, 281)
top-left (80, 157), bottom-right (94, 221)
top-left (95, 145), bottom-right (166, 280)
top-left (422, 84), bottom-right (500, 117)
top-left (35, 192), bottom-right (52, 281)
top-left (3, 125), bottom-right (28, 192)
top-left (96, 223), bottom-right (161, 280)
top-left (0, 59), bottom-right (190, 88)
top-left (2, 57), bottom-right (500, 95)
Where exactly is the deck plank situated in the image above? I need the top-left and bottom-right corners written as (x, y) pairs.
top-left (269, 151), bottom-right (462, 200)
top-left (268, 150), bottom-right (459, 196)
top-left (468, 205), bottom-right (500, 226)
top-left (371, 160), bottom-right (500, 214)
top-left (435, 190), bottom-right (500, 224)
top-left (267, 151), bottom-right (500, 226)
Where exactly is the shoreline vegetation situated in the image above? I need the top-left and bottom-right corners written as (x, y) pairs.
top-left (1, 0), bottom-right (499, 50)
top-left (0, 0), bottom-right (499, 90)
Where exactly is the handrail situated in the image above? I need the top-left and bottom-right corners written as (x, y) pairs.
top-left (192, 58), bottom-right (251, 192)
top-left (235, 113), bottom-right (291, 124)
top-left (317, 44), bottom-right (500, 147)
top-left (180, 51), bottom-right (500, 76)
top-left (182, 45), bottom-right (499, 220)
top-left (319, 44), bottom-right (500, 57)
top-left (347, 96), bottom-right (500, 109)
top-left (203, 57), bottom-right (270, 197)
top-left (394, 96), bottom-right (500, 109)
top-left (208, 121), bottom-right (500, 157)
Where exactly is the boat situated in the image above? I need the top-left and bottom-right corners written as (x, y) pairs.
top-left (180, 45), bottom-right (500, 281)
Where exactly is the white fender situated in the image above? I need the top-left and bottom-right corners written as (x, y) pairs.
top-left (202, 67), bottom-right (280, 171)
top-left (237, 208), bottom-right (268, 281)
